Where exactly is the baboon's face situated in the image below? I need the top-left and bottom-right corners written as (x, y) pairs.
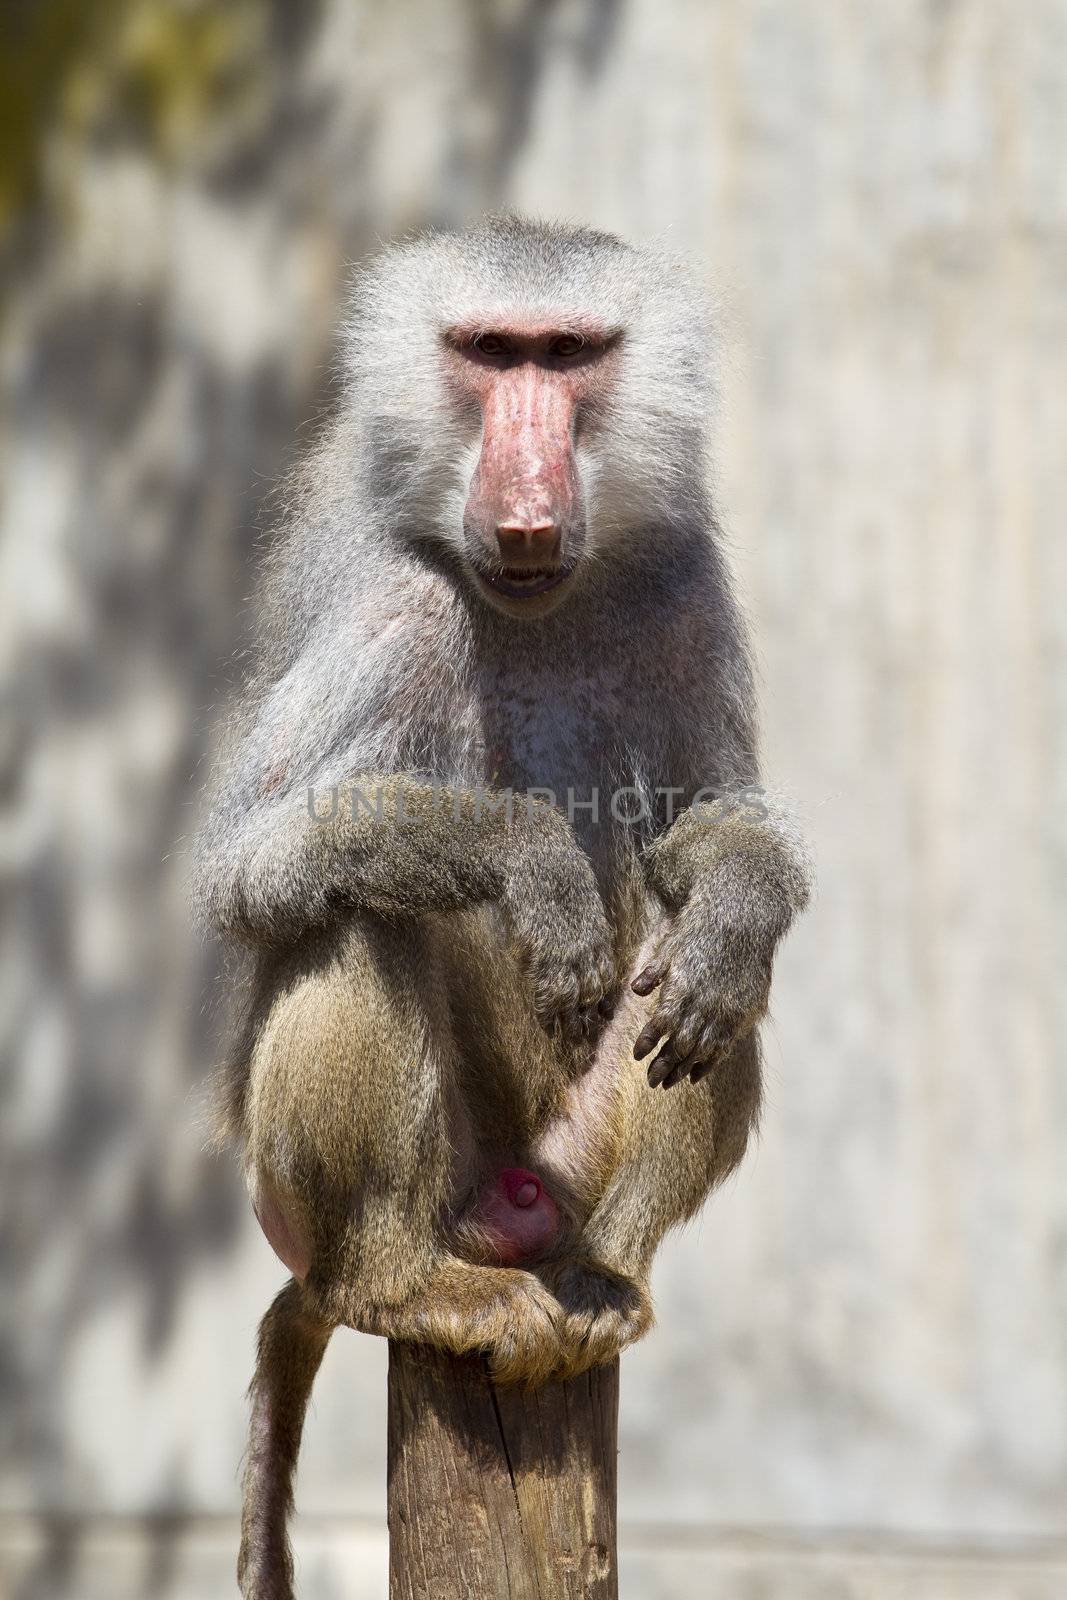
top-left (443, 318), bottom-right (620, 619)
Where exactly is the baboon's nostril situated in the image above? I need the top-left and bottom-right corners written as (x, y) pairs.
top-left (496, 522), bottom-right (559, 561)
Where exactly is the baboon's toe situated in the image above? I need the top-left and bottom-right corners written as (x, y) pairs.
top-left (540, 1260), bottom-right (654, 1378)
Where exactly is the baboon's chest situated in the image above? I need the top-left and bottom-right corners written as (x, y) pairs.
top-left (475, 665), bottom-right (660, 873)
top-left (478, 667), bottom-right (620, 791)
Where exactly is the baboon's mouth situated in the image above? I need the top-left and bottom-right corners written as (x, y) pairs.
top-left (479, 565), bottom-right (572, 600)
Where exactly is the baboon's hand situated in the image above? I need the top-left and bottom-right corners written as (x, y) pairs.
top-left (630, 890), bottom-right (773, 1088)
top-left (502, 832), bottom-right (616, 1044)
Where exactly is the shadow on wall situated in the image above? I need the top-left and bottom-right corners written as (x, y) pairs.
top-left (1, 1), bottom-right (622, 1592)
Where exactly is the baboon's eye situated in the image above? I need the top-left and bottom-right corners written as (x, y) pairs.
top-left (551, 334), bottom-right (586, 359)
top-left (472, 332), bottom-right (511, 358)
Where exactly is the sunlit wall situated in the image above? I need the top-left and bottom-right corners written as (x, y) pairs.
top-left (3, 4), bottom-right (1066, 1596)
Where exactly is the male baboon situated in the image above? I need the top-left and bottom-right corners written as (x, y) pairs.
top-left (196, 215), bottom-right (810, 1597)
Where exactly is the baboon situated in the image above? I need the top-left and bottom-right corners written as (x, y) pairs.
top-left (195, 214), bottom-right (810, 1597)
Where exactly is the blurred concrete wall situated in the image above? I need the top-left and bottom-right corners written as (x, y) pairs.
top-left (2, 2), bottom-right (1066, 1596)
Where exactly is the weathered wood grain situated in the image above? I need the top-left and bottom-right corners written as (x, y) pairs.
top-left (387, 1343), bottom-right (618, 1600)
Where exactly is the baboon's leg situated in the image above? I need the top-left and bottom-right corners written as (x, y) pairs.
top-left (536, 970), bottom-right (762, 1377)
top-left (243, 916), bottom-right (568, 1383)
top-left (238, 1280), bottom-right (333, 1600)
top-left (585, 1029), bottom-right (760, 1264)
top-left (244, 918), bottom-right (466, 1306)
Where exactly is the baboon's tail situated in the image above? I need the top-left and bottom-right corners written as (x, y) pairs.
top-left (238, 1280), bottom-right (333, 1600)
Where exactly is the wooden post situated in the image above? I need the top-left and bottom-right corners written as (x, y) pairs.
top-left (387, 1342), bottom-right (619, 1600)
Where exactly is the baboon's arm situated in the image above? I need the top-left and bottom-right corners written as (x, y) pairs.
top-left (200, 773), bottom-right (616, 1034)
top-left (632, 794), bottom-right (812, 1088)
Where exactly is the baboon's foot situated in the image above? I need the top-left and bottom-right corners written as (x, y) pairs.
top-left (539, 1259), bottom-right (654, 1378)
top-left (453, 1167), bottom-right (562, 1266)
top-left (353, 1259), bottom-right (567, 1387)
